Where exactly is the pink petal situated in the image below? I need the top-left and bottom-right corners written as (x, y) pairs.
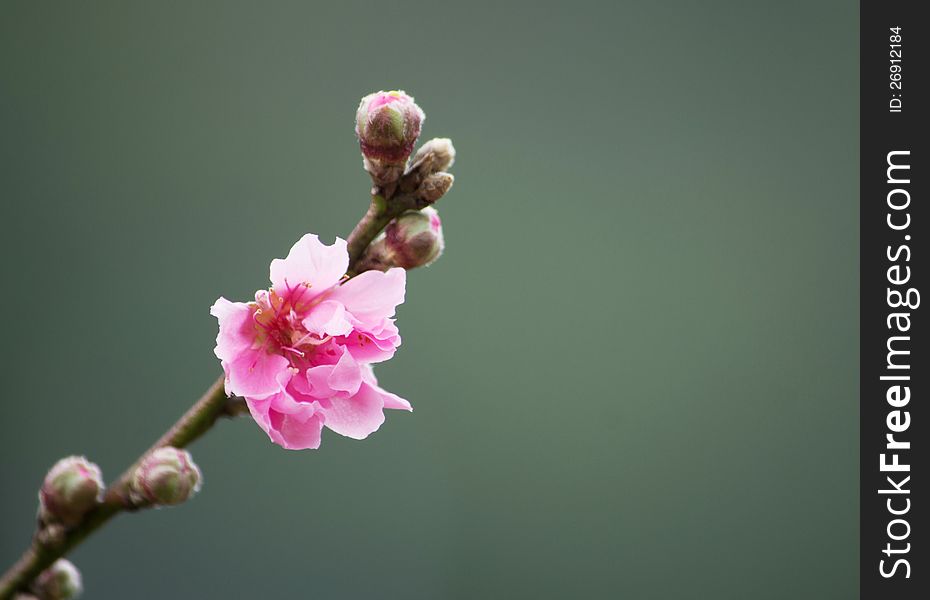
top-left (226, 349), bottom-right (291, 400)
top-left (379, 388), bottom-right (412, 411)
top-left (338, 317), bottom-right (401, 363)
top-left (327, 348), bottom-right (363, 395)
top-left (271, 411), bottom-right (324, 450)
top-left (210, 298), bottom-right (257, 363)
top-left (302, 300), bottom-right (353, 337)
top-left (270, 386), bottom-right (319, 417)
top-left (245, 397), bottom-right (275, 435)
top-left (360, 364), bottom-right (412, 411)
top-left (328, 268), bottom-right (406, 325)
top-left (247, 397), bottom-right (325, 450)
top-left (271, 411), bottom-right (325, 450)
top-left (269, 234), bottom-right (348, 298)
top-left (323, 382), bottom-right (386, 440)
top-left (304, 347), bottom-right (362, 399)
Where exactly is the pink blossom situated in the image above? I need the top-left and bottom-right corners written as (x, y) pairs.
top-left (211, 234), bottom-right (411, 450)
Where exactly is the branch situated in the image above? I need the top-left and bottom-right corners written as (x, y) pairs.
top-left (0, 376), bottom-right (233, 600)
top-left (1, 142), bottom-right (447, 598)
top-left (346, 181), bottom-right (440, 274)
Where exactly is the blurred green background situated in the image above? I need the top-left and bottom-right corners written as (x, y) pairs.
top-left (0, 1), bottom-right (858, 598)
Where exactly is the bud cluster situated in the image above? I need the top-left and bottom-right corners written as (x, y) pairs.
top-left (355, 92), bottom-right (456, 202)
top-left (394, 137), bottom-right (456, 204)
top-left (354, 89), bottom-right (457, 272)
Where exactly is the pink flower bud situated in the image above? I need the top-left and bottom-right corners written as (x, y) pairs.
top-left (33, 559), bottom-right (82, 600)
top-left (355, 90), bottom-right (424, 164)
top-left (130, 447), bottom-right (201, 507)
top-left (39, 457), bottom-right (104, 527)
top-left (385, 207), bottom-right (445, 269)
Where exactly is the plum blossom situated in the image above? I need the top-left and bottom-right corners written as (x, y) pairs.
top-left (211, 234), bottom-right (411, 450)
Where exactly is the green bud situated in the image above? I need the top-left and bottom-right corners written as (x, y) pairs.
top-left (39, 457), bottom-right (104, 527)
top-left (355, 90), bottom-right (424, 164)
top-left (33, 559), bottom-right (82, 600)
top-left (130, 447), bottom-right (202, 507)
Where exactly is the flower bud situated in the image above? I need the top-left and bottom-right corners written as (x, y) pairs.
top-left (130, 447), bottom-right (201, 507)
top-left (33, 559), bottom-right (82, 600)
top-left (39, 457), bottom-right (104, 527)
top-left (418, 172), bottom-right (454, 204)
top-left (355, 90), bottom-right (424, 164)
top-left (410, 138), bottom-right (455, 176)
top-left (384, 207), bottom-right (445, 269)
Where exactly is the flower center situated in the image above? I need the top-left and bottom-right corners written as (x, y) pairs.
top-left (252, 285), bottom-right (329, 361)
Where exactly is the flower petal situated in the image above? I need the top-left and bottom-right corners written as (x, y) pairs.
top-left (226, 350), bottom-right (291, 399)
top-left (270, 385), bottom-right (319, 417)
top-left (246, 397), bottom-right (275, 436)
top-left (327, 348), bottom-right (363, 395)
top-left (247, 396), bottom-right (326, 450)
top-left (323, 382), bottom-right (386, 440)
top-left (328, 268), bottom-right (406, 325)
top-left (379, 388), bottom-right (412, 411)
top-left (271, 410), bottom-right (325, 450)
top-left (339, 318), bottom-right (401, 363)
top-left (210, 298), bottom-right (257, 363)
top-left (360, 364), bottom-right (412, 411)
top-left (304, 347), bottom-right (363, 399)
top-left (269, 234), bottom-right (348, 298)
top-left (302, 300), bottom-right (353, 338)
